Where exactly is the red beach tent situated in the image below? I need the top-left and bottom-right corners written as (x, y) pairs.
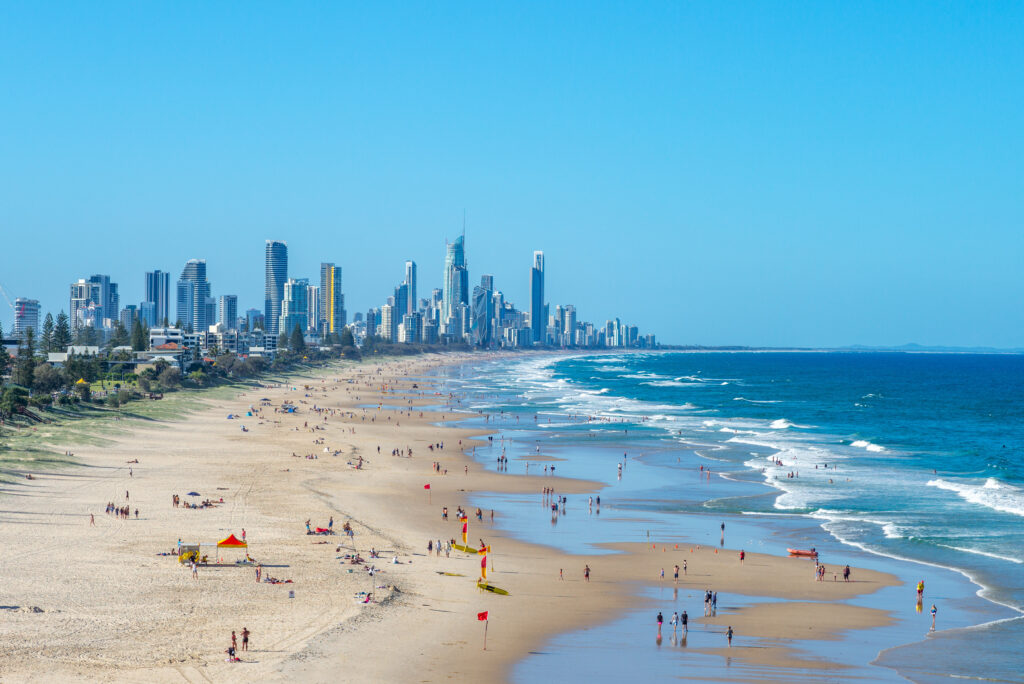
top-left (217, 534), bottom-right (247, 548)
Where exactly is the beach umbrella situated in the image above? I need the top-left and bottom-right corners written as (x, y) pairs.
top-left (187, 491), bottom-right (200, 496)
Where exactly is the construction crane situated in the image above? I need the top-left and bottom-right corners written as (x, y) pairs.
top-left (0, 282), bottom-right (14, 313)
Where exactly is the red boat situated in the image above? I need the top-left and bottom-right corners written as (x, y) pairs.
top-left (787, 548), bottom-right (818, 558)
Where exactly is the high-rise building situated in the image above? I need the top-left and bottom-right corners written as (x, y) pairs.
top-left (379, 304), bottom-right (394, 341)
top-left (145, 270), bottom-right (170, 326)
top-left (442, 235), bottom-right (468, 329)
top-left (175, 280), bottom-right (194, 328)
top-left (13, 298), bottom-right (40, 340)
top-left (139, 301), bottom-right (157, 328)
top-left (393, 282), bottom-right (409, 338)
top-left (178, 259), bottom-right (210, 332)
top-left (69, 275), bottom-right (118, 330)
top-left (400, 313), bottom-right (421, 344)
top-left (404, 260), bottom-right (417, 315)
top-left (471, 283), bottom-right (493, 347)
top-left (530, 251), bottom-right (545, 345)
top-left (365, 308), bottom-right (379, 339)
top-left (306, 284), bottom-right (320, 333)
top-left (278, 278), bottom-right (309, 338)
top-left (219, 295), bottom-right (238, 330)
top-left (319, 263), bottom-right (345, 335)
top-left (245, 308), bottom-right (264, 332)
top-left (563, 305), bottom-right (577, 346)
top-left (265, 240), bottom-right (288, 337)
top-left (119, 304), bottom-right (138, 331)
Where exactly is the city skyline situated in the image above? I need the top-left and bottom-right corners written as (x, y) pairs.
top-left (1, 233), bottom-right (649, 351)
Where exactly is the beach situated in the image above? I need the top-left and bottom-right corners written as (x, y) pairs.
top-left (0, 353), bottom-right (909, 682)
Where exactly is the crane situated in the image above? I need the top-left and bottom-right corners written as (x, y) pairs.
top-left (0, 282), bottom-right (14, 313)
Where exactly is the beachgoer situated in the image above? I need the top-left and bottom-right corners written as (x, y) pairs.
top-left (727, 626), bottom-right (733, 646)
top-left (843, 565), bottom-right (850, 582)
top-left (673, 564), bottom-right (679, 582)
top-left (242, 627), bottom-right (250, 651)
top-left (584, 565), bottom-right (590, 582)
top-left (656, 611), bottom-right (663, 632)
top-left (930, 604), bottom-right (937, 631)
top-left (90, 514), bottom-right (95, 526)
top-left (739, 550), bottom-right (745, 564)
top-left (231, 631), bottom-right (237, 650)
top-left (559, 568), bottom-right (563, 580)
top-left (681, 610), bottom-right (688, 634)
top-left (683, 559), bottom-right (687, 575)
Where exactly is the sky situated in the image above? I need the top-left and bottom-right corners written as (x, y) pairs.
top-left (1, 2), bottom-right (1022, 347)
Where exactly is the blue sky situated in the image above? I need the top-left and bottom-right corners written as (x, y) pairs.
top-left (1, 2), bottom-right (1021, 347)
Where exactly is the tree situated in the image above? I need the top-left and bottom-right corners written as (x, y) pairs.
top-left (0, 385), bottom-right (29, 419)
top-left (187, 369), bottom-right (207, 387)
top-left (53, 311), bottom-right (72, 350)
top-left (12, 335), bottom-right (36, 389)
top-left (109, 321), bottom-right (130, 349)
top-left (278, 332), bottom-right (289, 351)
top-left (41, 313), bottom-right (54, 353)
top-left (339, 327), bottom-right (355, 348)
top-left (0, 322), bottom-right (10, 377)
top-left (131, 319), bottom-right (148, 351)
top-left (157, 366), bottom-right (181, 389)
top-left (290, 324), bottom-right (306, 353)
top-left (33, 363), bottom-right (62, 393)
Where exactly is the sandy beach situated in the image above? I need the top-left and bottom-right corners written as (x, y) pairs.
top-left (0, 353), bottom-right (900, 682)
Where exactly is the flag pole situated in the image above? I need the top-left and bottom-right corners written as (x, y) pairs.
top-left (484, 619), bottom-right (488, 650)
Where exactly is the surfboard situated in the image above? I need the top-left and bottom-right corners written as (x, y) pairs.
top-left (477, 582), bottom-right (510, 595)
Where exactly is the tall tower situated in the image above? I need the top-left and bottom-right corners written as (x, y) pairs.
top-left (178, 259), bottom-right (210, 332)
top-left (265, 240), bottom-right (288, 337)
top-left (319, 263), bottom-right (344, 335)
top-left (530, 251), bottom-right (545, 345)
top-left (145, 270), bottom-right (170, 326)
top-left (404, 260), bottom-right (417, 315)
top-left (442, 235), bottom-right (468, 328)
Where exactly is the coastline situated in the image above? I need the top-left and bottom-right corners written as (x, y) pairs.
top-left (0, 352), bottom-right (929, 682)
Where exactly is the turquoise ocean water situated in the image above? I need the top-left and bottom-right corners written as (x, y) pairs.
top-left (435, 351), bottom-right (1024, 682)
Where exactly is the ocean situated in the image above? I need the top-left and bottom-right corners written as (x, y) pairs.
top-left (434, 351), bottom-right (1024, 682)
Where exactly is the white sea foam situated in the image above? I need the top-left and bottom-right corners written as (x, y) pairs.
top-left (641, 380), bottom-right (703, 388)
top-left (927, 478), bottom-right (1024, 518)
top-left (851, 439), bottom-right (886, 452)
top-left (936, 544), bottom-right (1023, 565)
top-left (769, 419), bottom-right (794, 429)
top-left (733, 397), bottom-right (782, 404)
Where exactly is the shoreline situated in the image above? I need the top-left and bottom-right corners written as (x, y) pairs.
top-left (0, 352), bottom-right (937, 682)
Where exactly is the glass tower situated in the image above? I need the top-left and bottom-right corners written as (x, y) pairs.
top-left (265, 240), bottom-right (288, 336)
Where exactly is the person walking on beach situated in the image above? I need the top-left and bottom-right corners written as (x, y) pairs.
top-left (673, 564), bottom-right (679, 583)
top-left (681, 610), bottom-right (688, 635)
top-left (231, 631), bottom-right (237, 651)
top-left (584, 565), bottom-right (590, 582)
top-left (656, 611), bottom-right (663, 634)
top-left (683, 559), bottom-right (687, 575)
top-left (930, 604), bottom-right (937, 631)
top-left (739, 550), bottom-right (745, 564)
top-left (191, 560), bottom-right (198, 579)
top-left (727, 626), bottom-right (734, 647)
top-left (90, 514), bottom-right (95, 526)
top-left (241, 627), bottom-right (250, 651)
top-left (843, 565), bottom-right (851, 582)
top-left (559, 568), bottom-right (564, 581)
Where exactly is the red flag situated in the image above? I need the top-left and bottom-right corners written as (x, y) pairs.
top-left (477, 611), bottom-right (488, 621)
top-left (423, 484), bottom-right (431, 490)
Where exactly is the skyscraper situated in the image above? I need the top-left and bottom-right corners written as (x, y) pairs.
top-left (69, 275), bottom-right (119, 330)
top-left (530, 251), bottom-right (545, 345)
top-left (219, 295), bottom-right (238, 330)
top-left (319, 263), bottom-right (345, 335)
top-left (404, 260), bottom-right (417, 315)
top-left (178, 259), bottom-right (210, 332)
top-left (279, 278), bottom-right (309, 338)
top-left (442, 235), bottom-right (468, 329)
top-left (145, 270), bottom-right (170, 326)
top-left (175, 279), bottom-right (194, 329)
top-left (13, 298), bottom-right (40, 340)
top-left (306, 284), bottom-right (320, 333)
top-left (265, 240), bottom-right (288, 337)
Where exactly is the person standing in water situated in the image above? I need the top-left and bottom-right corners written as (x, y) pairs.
top-left (930, 604), bottom-right (937, 631)
top-left (727, 626), bottom-right (734, 646)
